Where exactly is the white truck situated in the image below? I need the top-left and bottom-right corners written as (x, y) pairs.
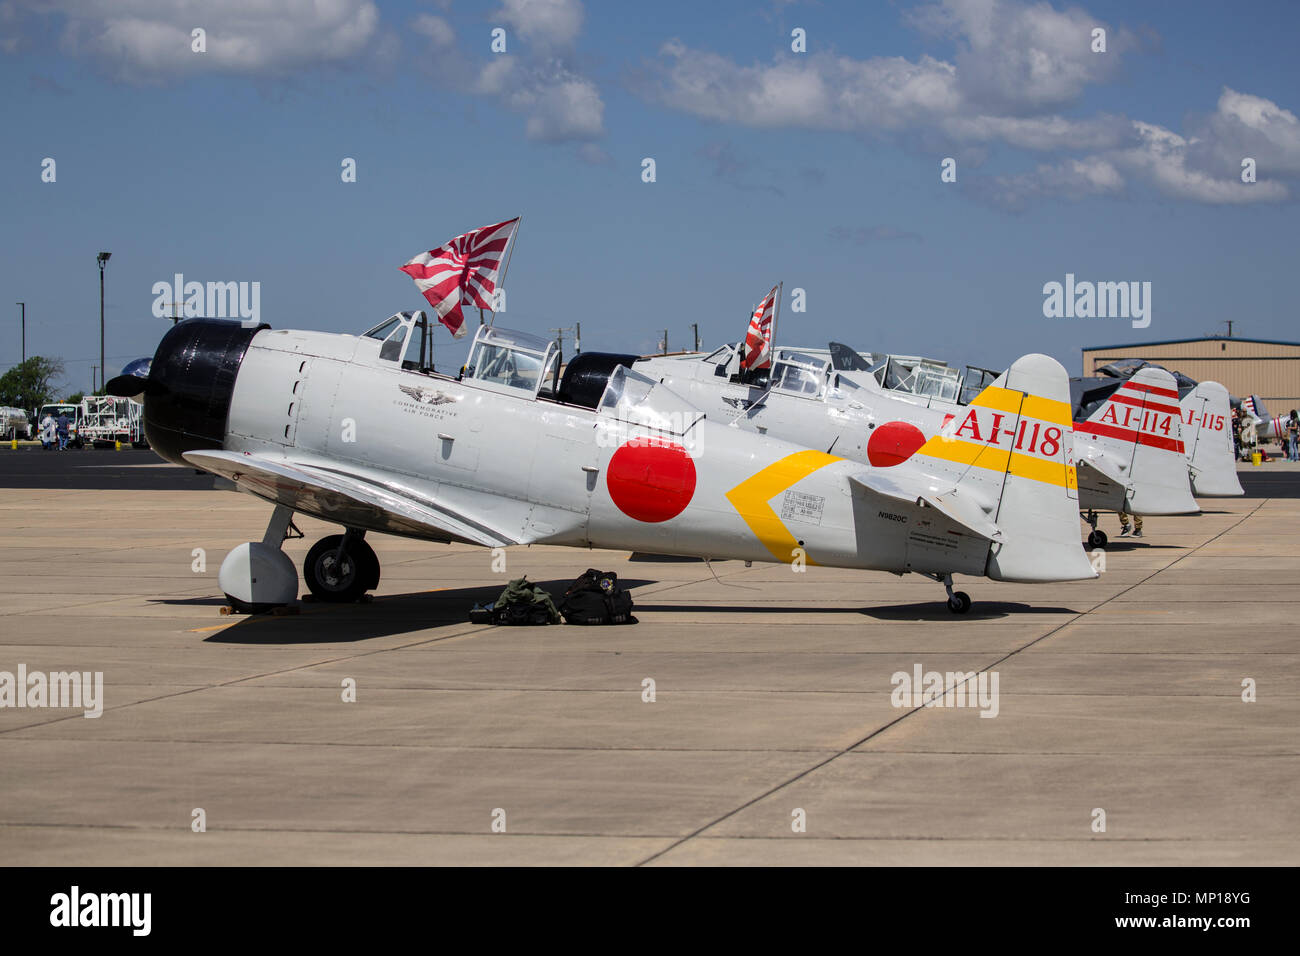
top-left (1, 406), bottom-right (30, 440)
top-left (78, 395), bottom-right (146, 447)
top-left (36, 403), bottom-right (82, 447)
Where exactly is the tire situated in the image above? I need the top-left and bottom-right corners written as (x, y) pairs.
top-left (304, 534), bottom-right (376, 603)
top-left (946, 591), bottom-right (972, 614)
top-left (357, 539), bottom-right (380, 591)
top-left (1087, 530), bottom-right (1108, 549)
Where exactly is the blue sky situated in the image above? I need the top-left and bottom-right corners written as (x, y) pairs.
top-left (2, 0), bottom-right (1298, 394)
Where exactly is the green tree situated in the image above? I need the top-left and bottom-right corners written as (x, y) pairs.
top-left (0, 357), bottom-right (65, 411)
top-left (65, 391), bottom-right (85, 405)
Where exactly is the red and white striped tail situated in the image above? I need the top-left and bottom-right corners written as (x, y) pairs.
top-left (1075, 367), bottom-right (1198, 515)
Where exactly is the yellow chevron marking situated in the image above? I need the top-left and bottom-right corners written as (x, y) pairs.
top-left (971, 386), bottom-right (1072, 428)
top-left (725, 450), bottom-right (842, 563)
top-left (918, 435), bottom-right (1071, 488)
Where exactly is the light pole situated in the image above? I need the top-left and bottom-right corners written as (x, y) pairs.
top-left (15, 302), bottom-right (24, 364)
top-left (97, 252), bottom-right (111, 394)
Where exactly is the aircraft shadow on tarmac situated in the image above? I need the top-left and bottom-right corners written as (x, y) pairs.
top-left (858, 601), bottom-right (1079, 621)
top-left (1097, 541), bottom-right (1182, 552)
top-left (200, 578), bottom-right (659, 644)
top-left (627, 600), bottom-right (1079, 621)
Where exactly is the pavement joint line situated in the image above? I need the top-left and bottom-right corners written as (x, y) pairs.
top-left (0, 821), bottom-right (1277, 843)
top-left (633, 497), bottom-right (1270, 867)
top-left (0, 622), bottom-right (491, 737)
top-left (4, 737), bottom-right (1295, 756)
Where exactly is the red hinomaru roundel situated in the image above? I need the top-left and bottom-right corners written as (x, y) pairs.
top-left (606, 438), bottom-right (697, 522)
top-left (867, 420), bottom-right (927, 467)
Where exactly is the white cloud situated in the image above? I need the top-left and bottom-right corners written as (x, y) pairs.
top-left (1111, 120), bottom-right (1288, 204)
top-left (1191, 87), bottom-right (1300, 179)
top-left (640, 2), bottom-right (1297, 207)
top-left (411, 13), bottom-right (455, 50)
top-left (473, 1), bottom-right (604, 143)
top-left (910, 0), bottom-right (1133, 113)
top-left (974, 155), bottom-right (1124, 210)
top-left (506, 66), bottom-right (604, 142)
top-left (650, 42), bottom-right (960, 130)
top-left (492, 0), bottom-right (583, 53)
top-left (4, 0), bottom-right (382, 79)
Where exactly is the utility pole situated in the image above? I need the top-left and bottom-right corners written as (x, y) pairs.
top-left (97, 251), bottom-right (112, 394)
top-left (661, 330), bottom-right (669, 355)
top-left (691, 322), bottom-right (699, 352)
top-left (91, 365), bottom-right (97, 393)
top-left (549, 325), bottom-right (575, 355)
top-left (574, 322), bottom-right (581, 354)
top-left (16, 302), bottom-right (24, 364)
top-left (1224, 320), bottom-right (1234, 337)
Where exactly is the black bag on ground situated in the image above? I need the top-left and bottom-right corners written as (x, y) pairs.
top-left (560, 569), bottom-right (636, 625)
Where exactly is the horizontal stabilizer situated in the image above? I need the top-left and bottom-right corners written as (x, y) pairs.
top-left (851, 472), bottom-right (1003, 543)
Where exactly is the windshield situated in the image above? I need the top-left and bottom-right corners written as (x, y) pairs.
top-left (362, 316), bottom-right (402, 340)
top-left (597, 365), bottom-right (704, 435)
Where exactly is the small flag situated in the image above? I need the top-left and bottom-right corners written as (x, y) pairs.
top-left (740, 283), bottom-right (780, 372)
top-left (400, 217), bottom-right (519, 338)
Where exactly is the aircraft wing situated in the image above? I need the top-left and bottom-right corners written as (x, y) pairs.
top-left (183, 449), bottom-right (517, 548)
top-left (850, 471), bottom-right (1003, 542)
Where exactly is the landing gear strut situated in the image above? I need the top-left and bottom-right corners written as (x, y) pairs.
top-left (218, 504), bottom-right (301, 613)
top-left (925, 572), bottom-right (972, 615)
top-left (303, 530), bottom-right (380, 602)
top-left (1084, 510), bottom-right (1107, 550)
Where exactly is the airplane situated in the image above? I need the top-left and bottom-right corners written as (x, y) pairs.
top-left (106, 309), bottom-right (1096, 616)
top-left (1239, 394), bottom-right (1296, 445)
top-left (636, 340), bottom-right (1198, 550)
top-left (810, 345), bottom-right (1245, 532)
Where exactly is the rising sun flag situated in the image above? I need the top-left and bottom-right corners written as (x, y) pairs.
top-left (399, 217), bottom-right (520, 337)
top-left (740, 282), bottom-right (781, 372)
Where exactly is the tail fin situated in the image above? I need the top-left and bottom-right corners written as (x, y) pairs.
top-left (909, 354), bottom-right (1096, 583)
top-left (1180, 381), bottom-right (1244, 496)
top-left (1074, 367), bottom-right (1198, 515)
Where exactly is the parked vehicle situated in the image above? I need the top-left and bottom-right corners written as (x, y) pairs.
top-left (37, 403), bottom-right (82, 447)
top-left (1, 406), bottom-right (31, 440)
top-left (79, 395), bottom-right (146, 447)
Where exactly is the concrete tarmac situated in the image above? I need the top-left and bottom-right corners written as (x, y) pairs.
top-left (1, 459), bottom-right (1297, 865)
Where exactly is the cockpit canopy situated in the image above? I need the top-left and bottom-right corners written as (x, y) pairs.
top-left (769, 351), bottom-right (831, 400)
top-left (597, 365), bottom-right (704, 436)
top-left (463, 326), bottom-right (561, 398)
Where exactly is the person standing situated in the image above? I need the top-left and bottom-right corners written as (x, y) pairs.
top-left (1287, 410), bottom-right (1299, 462)
top-left (1119, 506), bottom-right (1143, 538)
top-left (39, 413), bottom-right (56, 450)
top-left (1239, 413), bottom-right (1258, 462)
top-left (56, 411), bottom-right (70, 451)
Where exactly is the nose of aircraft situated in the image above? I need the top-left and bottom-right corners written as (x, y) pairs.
top-left (135, 319), bottom-right (265, 466)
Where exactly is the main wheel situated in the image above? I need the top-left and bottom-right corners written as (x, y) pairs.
top-left (304, 535), bottom-right (377, 602)
top-left (1087, 529), bottom-right (1108, 549)
top-left (947, 591), bottom-right (972, 614)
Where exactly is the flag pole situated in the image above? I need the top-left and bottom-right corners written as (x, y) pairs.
top-left (772, 280), bottom-right (783, 359)
top-left (488, 216), bottom-right (521, 329)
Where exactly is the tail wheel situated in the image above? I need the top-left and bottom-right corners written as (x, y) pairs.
top-left (304, 534), bottom-right (378, 602)
top-left (947, 591), bottom-right (972, 615)
top-left (1087, 530), bottom-right (1108, 549)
